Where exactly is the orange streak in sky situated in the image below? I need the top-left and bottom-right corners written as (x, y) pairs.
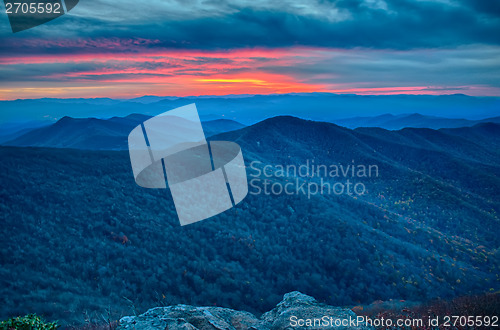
top-left (1, 46), bottom-right (497, 99)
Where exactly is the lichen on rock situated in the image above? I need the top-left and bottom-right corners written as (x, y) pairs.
top-left (118, 291), bottom-right (373, 329)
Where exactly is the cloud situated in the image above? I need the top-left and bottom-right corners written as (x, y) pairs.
top-left (1, 0), bottom-right (499, 55)
top-left (1, 46), bottom-right (499, 99)
top-left (258, 46), bottom-right (500, 89)
top-left (1, 0), bottom-right (499, 99)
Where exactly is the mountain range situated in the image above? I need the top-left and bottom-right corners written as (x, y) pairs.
top-left (1, 93), bottom-right (499, 124)
top-left (1, 115), bottom-right (499, 326)
top-left (3, 111), bottom-right (500, 150)
top-left (332, 113), bottom-right (500, 130)
top-left (2, 115), bottom-right (245, 150)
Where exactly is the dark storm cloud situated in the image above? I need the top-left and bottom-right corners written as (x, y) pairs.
top-left (1, 0), bottom-right (499, 55)
top-left (461, 0), bottom-right (500, 16)
top-left (0, 54), bottom-right (254, 82)
top-left (1, 0), bottom-right (499, 98)
top-left (258, 46), bottom-right (500, 89)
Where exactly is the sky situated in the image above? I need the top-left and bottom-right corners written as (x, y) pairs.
top-left (0, 0), bottom-right (499, 99)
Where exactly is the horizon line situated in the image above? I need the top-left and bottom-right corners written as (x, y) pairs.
top-left (2, 91), bottom-right (499, 102)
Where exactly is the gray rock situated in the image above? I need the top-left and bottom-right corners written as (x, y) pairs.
top-left (260, 292), bottom-right (372, 329)
top-left (119, 304), bottom-right (259, 330)
top-left (118, 292), bottom-right (373, 330)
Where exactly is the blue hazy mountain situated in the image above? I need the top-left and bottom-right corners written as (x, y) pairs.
top-left (36, 97), bottom-right (122, 105)
top-left (1, 93), bottom-right (499, 124)
top-left (3, 114), bottom-right (245, 150)
top-left (125, 95), bottom-right (180, 104)
top-left (3, 115), bottom-right (141, 150)
top-left (202, 118), bottom-right (246, 136)
top-left (1, 116), bottom-right (499, 325)
top-left (0, 120), bottom-right (53, 144)
top-left (332, 113), bottom-right (500, 130)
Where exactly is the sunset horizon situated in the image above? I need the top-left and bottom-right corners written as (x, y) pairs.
top-left (1, 44), bottom-right (499, 99)
top-left (2, 1), bottom-right (499, 100)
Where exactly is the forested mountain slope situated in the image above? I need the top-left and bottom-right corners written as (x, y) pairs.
top-left (1, 117), bottom-right (498, 326)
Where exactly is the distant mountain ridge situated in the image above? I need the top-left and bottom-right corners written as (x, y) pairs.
top-left (3, 114), bottom-right (245, 150)
top-left (3, 111), bottom-right (499, 150)
top-left (332, 113), bottom-right (500, 130)
top-left (0, 120), bottom-right (53, 144)
top-left (217, 115), bottom-right (500, 169)
top-left (1, 93), bottom-right (499, 124)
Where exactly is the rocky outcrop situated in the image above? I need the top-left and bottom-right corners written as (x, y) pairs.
top-left (118, 291), bottom-right (373, 329)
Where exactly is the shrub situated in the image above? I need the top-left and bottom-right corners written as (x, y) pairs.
top-left (0, 314), bottom-right (59, 330)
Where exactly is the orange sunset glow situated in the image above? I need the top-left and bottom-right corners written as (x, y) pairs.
top-left (2, 46), bottom-right (499, 100)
